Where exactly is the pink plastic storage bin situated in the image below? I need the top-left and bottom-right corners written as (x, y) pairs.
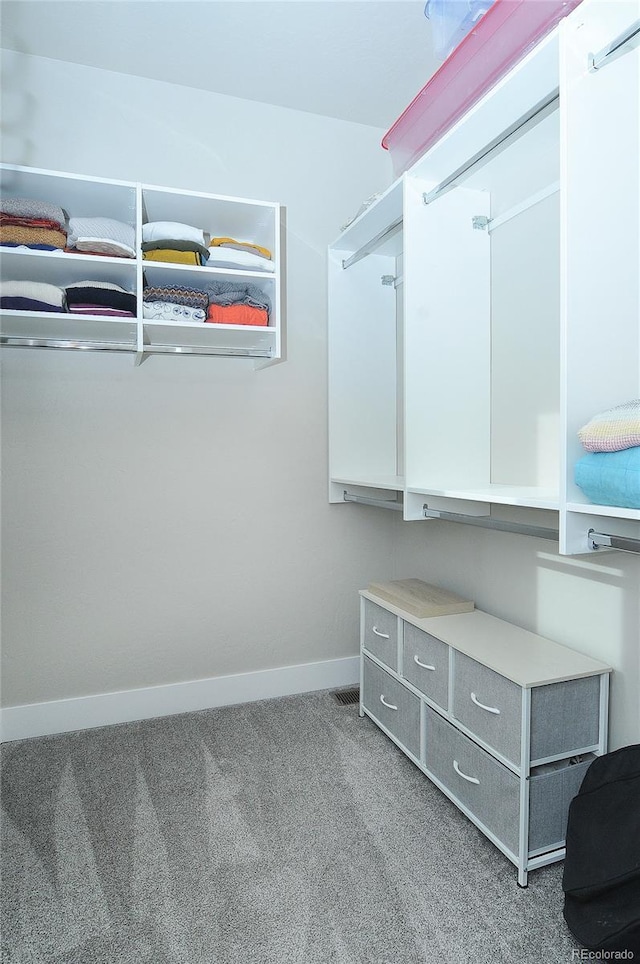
top-left (382, 0), bottom-right (584, 177)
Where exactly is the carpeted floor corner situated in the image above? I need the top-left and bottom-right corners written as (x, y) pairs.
top-left (1, 688), bottom-right (581, 963)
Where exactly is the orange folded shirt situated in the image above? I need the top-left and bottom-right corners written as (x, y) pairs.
top-left (206, 304), bottom-right (268, 326)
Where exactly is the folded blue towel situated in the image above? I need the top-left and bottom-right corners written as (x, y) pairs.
top-left (575, 446), bottom-right (640, 509)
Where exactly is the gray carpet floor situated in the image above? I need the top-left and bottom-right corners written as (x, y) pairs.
top-left (1, 688), bottom-right (582, 963)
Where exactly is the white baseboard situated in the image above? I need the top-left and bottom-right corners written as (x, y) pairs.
top-left (0, 656), bottom-right (360, 743)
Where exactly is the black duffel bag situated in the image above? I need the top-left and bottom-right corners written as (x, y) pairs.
top-left (562, 744), bottom-right (640, 955)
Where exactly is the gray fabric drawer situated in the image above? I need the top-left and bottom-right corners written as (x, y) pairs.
top-left (362, 656), bottom-right (420, 759)
top-left (529, 756), bottom-right (593, 853)
top-left (530, 677), bottom-right (601, 760)
top-left (425, 707), bottom-right (520, 855)
top-left (452, 651), bottom-right (522, 765)
top-left (402, 623), bottom-right (449, 710)
top-left (362, 599), bottom-right (398, 671)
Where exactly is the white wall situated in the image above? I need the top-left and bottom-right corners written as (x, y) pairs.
top-left (389, 517), bottom-right (640, 751)
top-left (0, 50), bottom-right (396, 706)
top-left (2, 52), bottom-right (638, 753)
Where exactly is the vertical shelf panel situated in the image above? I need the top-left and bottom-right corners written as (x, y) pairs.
top-left (560, 3), bottom-right (640, 553)
top-left (403, 179), bottom-right (491, 493)
top-left (490, 192), bottom-right (560, 489)
top-left (328, 250), bottom-right (400, 492)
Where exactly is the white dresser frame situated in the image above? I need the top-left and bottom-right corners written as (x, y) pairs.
top-left (359, 590), bottom-right (611, 886)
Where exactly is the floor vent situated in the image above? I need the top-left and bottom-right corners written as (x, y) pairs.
top-left (333, 688), bottom-right (360, 706)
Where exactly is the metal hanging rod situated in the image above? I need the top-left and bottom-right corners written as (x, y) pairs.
top-left (341, 218), bottom-right (403, 271)
top-left (141, 344), bottom-right (271, 357)
top-left (1, 337), bottom-right (271, 358)
top-left (588, 530), bottom-right (640, 554)
top-left (1, 337), bottom-right (134, 352)
top-left (344, 491), bottom-right (403, 511)
top-left (483, 181), bottom-right (560, 233)
top-left (423, 506), bottom-right (559, 541)
top-left (421, 91), bottom-right (559, 207)
top-left (590, 18), bottom-right (640, 71)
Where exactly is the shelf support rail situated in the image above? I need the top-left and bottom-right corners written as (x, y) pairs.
top-left (0, 337), bottom-right (271, 358)
top-left (344, 491), bottom-right (403, 511)
top-left (341, 218), bottom-right (403, 271)
top-left (421, 91), bottom-right (559, 207)
top-left (590, 19), bottom-right (640, 71)
top-left (588, 530), bottom-right (640, 555)
top-left (423, 506), bottom-right (559, 541)
top-left (1, 337), bottom-right (134, 353)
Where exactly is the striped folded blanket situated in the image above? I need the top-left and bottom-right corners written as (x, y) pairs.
top-left (578, 399), bottom-right (640, 452)
top-left (143, 284), bottom-right (208, 311)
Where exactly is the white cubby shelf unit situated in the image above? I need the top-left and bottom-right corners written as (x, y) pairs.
top-left (328, 0), bottom-right (640, 556)
top-left (0, 164), bottom-right (282, 365)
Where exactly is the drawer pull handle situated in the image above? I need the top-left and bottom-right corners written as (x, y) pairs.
top-left (414, 655), bottom-right (436, 671)
top-left (470, 692), bottom-right (501, 715)
top-left (380, 694), bottom-right (398, 711)
top-left (372, 626), bottom-right (390, 639)
top-left (453, 760), bottom-right (480, 785)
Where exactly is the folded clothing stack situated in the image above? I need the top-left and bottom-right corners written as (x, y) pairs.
top-left (575, 399), bottom-right (640, 509)
top-left (142, 282), bottom-right (208, 323)
top-left (141, 221), bottom-right (209, 266)
top-left (67, 217), bottom-right (135, 258)
top-left (0, 280), bottom-right (65, 312)
top-left (65, 281), bottom-right (137, 317)
top-left (205, 280), bottom-right (270, 326)
top-left (0, 197), bottom-right (67, 251)
top-left (207, 236), bottom-right (273, 272)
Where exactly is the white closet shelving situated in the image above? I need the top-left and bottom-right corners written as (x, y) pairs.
top-left (328, 0), bottom-right (640, 556)
top-left (0, 165), bottom-right (281, 364)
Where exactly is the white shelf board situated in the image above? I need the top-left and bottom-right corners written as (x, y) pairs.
top-left (407, 484), bottom-right (559, 510)
top-left (1, 247), bottom-right (136, 285)
top-left (566, 502), bottom-right (640, 521)
top-left (142, 260), bottom-right (274, 282)
top-left (329, 179), bottom-right (403, 256)
top-left (141, 320), bottom-right (275, 353)
top-left (1, 310), bottom-right (137, 344)
top-left (331, 475), bottom-right (404, 491)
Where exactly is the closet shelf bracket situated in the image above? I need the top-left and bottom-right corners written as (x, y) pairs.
top-left (589, 19), bottom-right (640, 71)
top-left (341, 218), bottom-right (403, 270)
top-left (588, 530), bottom-right (640, 554)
